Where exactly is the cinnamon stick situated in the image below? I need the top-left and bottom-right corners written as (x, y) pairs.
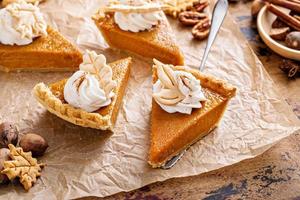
top-left (267, 4), bottom-right (300, 31)
top-left (264, 0), bottom-right (300, 13)
top-left (290, 0), bottom-right (300, 5)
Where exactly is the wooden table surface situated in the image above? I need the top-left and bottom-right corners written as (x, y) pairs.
top-left (86, 1), bottom-right (300, 199)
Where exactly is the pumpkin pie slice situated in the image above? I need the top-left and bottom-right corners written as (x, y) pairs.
top-left (33, 55), bottom-right (132, 131)
top-left (149, 60), bottom-right (236, 168)
top-left (0, 27), bottom-right (83, 72)
top-left (93, 2), bottom-right (184, 66)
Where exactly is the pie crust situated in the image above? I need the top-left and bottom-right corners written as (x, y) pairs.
top-left (149, 64), bottom-right (237, 168)
top-left (33, 57), bottom-right (132, 131)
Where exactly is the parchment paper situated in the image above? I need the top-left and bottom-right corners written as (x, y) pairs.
top-left (0, 0), bottom-right (299, 199)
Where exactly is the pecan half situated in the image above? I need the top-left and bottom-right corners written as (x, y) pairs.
top-left (192, 18), bottom-right (211, 40)
top-left (179, 11), bottom-right (209, 26)
top-left (193, 0), bottom-right (209, 12)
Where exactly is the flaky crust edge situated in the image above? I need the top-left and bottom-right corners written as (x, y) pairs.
top-left (175, 65), bottom-right (237, 98)
top-left (153, 64), bottom-right (237, 98)
top-left (33, 83), bottom-right (112, 130)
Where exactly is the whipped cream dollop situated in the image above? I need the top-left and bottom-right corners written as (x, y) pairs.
top-left (64, 51), bottom-right (117, 113)
top-left (114, 0), bottom-right (163, 32)
top-left (0, 0), bottom-right (47, 46)
top-left (153, 59), bottom-right (206, 115)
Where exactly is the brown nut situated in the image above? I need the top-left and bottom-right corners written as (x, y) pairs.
top-left (280, 59), bottom-right (300, 78)
top-left (285, 32), bottom-right (300, 50)
top-left (0, 148), bottom-right (10, 184)
top-left (19, 133), bottom-right (48, 157)
top-left (179, 11), bottom-right (208, 26)
top-left (193, 0), bottom-right (209, 12)
top-left (269, 27), bottom-right (290, 41)
top-left (272, 17), bottom-right (288, 29)
top-left (192, 18), bottom-right (211, 40)
top-left (0, 122), bottom-right (19, 148)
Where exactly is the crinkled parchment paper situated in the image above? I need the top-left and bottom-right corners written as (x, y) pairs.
top-left (0, 0), bottom-right (299, 199)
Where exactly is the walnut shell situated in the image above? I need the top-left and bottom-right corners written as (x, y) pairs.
top-left (0, 122), bottom-right (19, 148)
top-left (19, 133), bottom-right (48, 157)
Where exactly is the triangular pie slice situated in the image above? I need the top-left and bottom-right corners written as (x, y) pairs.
top-left (0, 27), bottom-right (83, 72)
top-left (93, 11), bottom-right (184, 66)
top-left (33, 57), bottom-right (132, 131)
top-left (149, 63), bottom-right (237, 168)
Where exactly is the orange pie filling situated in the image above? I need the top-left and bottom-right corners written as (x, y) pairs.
top-left (149, 60), bottom-right (236, 167)
top-left (93, 1), bottom-right (184, 66)
top-left (34, 51), bottom-right (131, 130)
top-left (0, 1), bottom-right (82, 72)
top-left (0, 28), bottom-right (83, 72)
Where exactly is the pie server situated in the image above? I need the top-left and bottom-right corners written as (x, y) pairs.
top-left (161, 0), bottom-right (229, 170)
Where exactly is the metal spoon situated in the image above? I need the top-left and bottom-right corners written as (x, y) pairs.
top-left (162, 0), bottom-right (229, 170)
top-left (199, 0), bottom-right (229, 71)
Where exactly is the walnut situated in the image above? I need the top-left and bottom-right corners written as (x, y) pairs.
top-left (192, 0), bottom-right (209, 12)
top-left (192, 18), bottom-right (211, 40)
top-left (179, 11), bottom-right (208, 26)
top-left (0, 122), bottom-right (19, 148)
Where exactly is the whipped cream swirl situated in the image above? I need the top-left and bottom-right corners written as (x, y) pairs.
top-left (64, 51), bottom-right (117, 113)
top-left (153, 59), bottom-right (206, 115)
top-left (0, 0), bottom-right (47, 46)
top-left (114, 0), bottom-right (163, 32)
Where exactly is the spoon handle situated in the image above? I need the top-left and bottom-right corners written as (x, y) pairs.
top-left (199, 0), bottom-right (228, 71)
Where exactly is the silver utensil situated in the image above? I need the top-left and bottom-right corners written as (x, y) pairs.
top-left (199, 0), bottom-right (229, 71)
top-left (162, 0), bottom-right (229, 170)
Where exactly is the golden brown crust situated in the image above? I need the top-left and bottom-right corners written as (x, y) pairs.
top-left (33, 57), bottom-right (132, 131)
top-left (153, 64), bottom-right (237, 98)
top-left (34, 83), bottom-right (113, 130)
